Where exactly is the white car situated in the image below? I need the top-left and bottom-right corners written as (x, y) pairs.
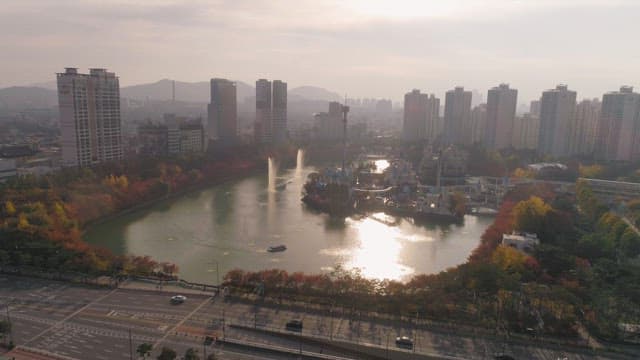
top-left (170, 295), bottom-right (187, 304)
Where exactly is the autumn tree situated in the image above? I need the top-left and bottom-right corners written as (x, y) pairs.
top-left (512, 196), bottom-right (551, 235)
top-left (4, 201), bottom-right (16, 216)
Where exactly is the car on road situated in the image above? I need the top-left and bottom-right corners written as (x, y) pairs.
top-left (170, 295), bottom-right (187, 304)
top-left (395, 336), bottom-right (413, 349)
top-left (285, 319), bottom-right (303, 332)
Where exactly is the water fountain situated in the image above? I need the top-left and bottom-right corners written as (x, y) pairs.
top-left (268, 157), bottom-right (276, 192)
top-left (295, 148), bottom-right (304, 177)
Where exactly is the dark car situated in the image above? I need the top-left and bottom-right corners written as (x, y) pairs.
top-left (285, 319), bottom-right (303, 332)
top-left (494, 355), bottom-right (515, 360)
top-left (395, 336), bottom-right (413, 349)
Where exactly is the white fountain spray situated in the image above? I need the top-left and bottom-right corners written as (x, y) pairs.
top-left (268, 157), bottom-right (276, 192)
top-left (295, 148), bottom-right (304, 178)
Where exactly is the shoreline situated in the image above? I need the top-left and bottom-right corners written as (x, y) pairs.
top-left (81, 166), bottom-right (266, 234)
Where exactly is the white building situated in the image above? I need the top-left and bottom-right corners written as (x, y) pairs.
top-left (57, 68), bottom-right (123, 167)
top-left (502, 232), bottom-right (539, 253)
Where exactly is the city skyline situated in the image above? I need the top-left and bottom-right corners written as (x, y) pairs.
top-left (2, 1), bottom-right (640, 103)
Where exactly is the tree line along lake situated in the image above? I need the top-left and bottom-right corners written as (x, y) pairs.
top-left (84, 152), bottom-right (493, 285)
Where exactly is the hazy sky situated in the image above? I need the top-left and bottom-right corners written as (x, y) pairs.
top-left (1, 0), bottom-right (639, 103)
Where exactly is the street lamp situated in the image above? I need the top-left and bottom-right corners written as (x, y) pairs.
top-left (207, 259), bottom-right (220, 288)
top-left (385, 330), bottom-right (390, 360)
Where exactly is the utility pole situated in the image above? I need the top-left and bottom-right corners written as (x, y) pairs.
top-left (6, 305), bottom-right (12, 344)
top-left (222, 309), bottom-right (226, 341)
top-left (386, 332), bottom-right (390, 360)
top-left (329, 307), bottom-right (333, 340)
top-left (128, 328), bottom-right (133, 360)
top-left (215, 260), bottom-right (219, 288)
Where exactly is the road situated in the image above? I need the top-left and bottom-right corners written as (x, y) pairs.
top-left (0, 275), bottom-right (635, 360)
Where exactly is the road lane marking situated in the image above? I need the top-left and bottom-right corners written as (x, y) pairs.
top-left (24, 287), bottom-right (118, 346)
top-left (152, 296), bottom-right (212, 349)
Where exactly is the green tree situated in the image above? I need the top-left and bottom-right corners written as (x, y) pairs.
top-left (0, 320), bottom-right (10, 336)
top-left (137, 343), bottom-right (152, 358)
top-left (184, 348), bottom-right (200, 360)
top-left (620, 229), bottom-right (640, 258)
top-left (156, 347), bottom-right (176, 360)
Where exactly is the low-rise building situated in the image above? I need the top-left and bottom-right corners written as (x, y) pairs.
top-left (579, 178), bottom-right (640, 204)
top-left (179, 121), bottom-right (205, 154)
top-left (502, 231), bottom-right (539, 253)
top-left (137, 122), bottom-right (169, 157)
top-left (0, 158), bottom-right (17, 182)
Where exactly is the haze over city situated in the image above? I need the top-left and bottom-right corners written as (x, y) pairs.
top-left (2, 0), bottom-right (640, 102)
top-left (4, 1), bottom-right (640, 360)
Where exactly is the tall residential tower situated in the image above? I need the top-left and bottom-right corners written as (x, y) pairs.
top-left (485, 84), bottom-right (518, 150)
top-left (443, 87), bottom-right (472, 145)
top-left (255, 79), bottom-right (288, 144)
top-left (596, 86), bottom-right (640, 161)
top-left (207, 78), bottom-right (237, 145)
top-left (57, 68), bottom-right (122, 167)
top-left (537, 84), bottom-right (576, 157)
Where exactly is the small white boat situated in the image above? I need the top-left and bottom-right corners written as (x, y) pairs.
top-left (267, 245), bottom-right (287, 252)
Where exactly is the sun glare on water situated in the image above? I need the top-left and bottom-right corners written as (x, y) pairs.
top-left (345, 216), bottom-right (415, 281)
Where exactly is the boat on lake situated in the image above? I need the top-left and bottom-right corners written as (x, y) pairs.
top-left (267, 245), bottom-right (287, 252)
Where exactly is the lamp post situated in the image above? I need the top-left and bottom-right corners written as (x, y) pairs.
top-left (385, 330), bottom-right (390, 360)
top-left (208, 260), bottom-right (220, 289)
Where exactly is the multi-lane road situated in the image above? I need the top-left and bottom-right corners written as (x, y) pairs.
top-left (0, 275), bottom-right (635, 360)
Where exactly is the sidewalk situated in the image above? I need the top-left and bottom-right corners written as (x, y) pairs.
top-left (117, 278), bottom-right (217, 296)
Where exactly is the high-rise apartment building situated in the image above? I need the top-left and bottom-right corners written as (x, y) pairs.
top-left (403, 90), bottom-right (428, 141)
top-left (208, 78), bottom-right (237, 144)
top-left (470, 104), bottom-right (487, 145)
top-left (443, 87), bottom-right (472, 145)
top-left (255, 79), bottom-right (272, 143)
top-left (530, 100), bottom-right (541, 117)
top-left (425, 94), bottom-right (440, 142)
top-left (57, 68), bottom-right (122, 167)
top-left (596, 86), bottom-right (640, 161)
top-left (512, 113), bottom-right (540, 150)
top-left (537, 85), bottom-right (576, 157)
top-left (315, 101), bottom-right (346, 141)
top-left (255, 79), bottom-right (287, 144)
top-left (570, 98), bottom-right (601, 155)
top-left (485, 84), bottom-right (518, 150)
top-left (272, 80), bottom-right (288, 143)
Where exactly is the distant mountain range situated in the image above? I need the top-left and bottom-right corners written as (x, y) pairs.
top-left (0, 79), bottom-right (342, 111)
top-left (0, 86), bottom-right (58, 110)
